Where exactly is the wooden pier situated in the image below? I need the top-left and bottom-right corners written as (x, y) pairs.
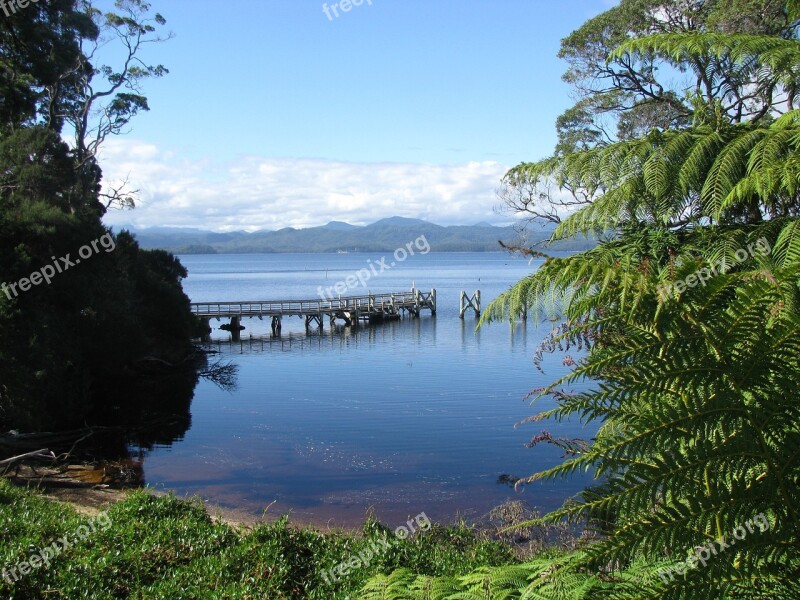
top-left (192, 286), bottom-right (436, 337)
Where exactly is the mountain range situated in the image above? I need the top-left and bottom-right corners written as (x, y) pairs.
top-left (118, 217), bottom-right (594, 254)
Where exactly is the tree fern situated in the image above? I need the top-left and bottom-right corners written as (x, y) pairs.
top-left (362, 7), bottom-right (800, 599)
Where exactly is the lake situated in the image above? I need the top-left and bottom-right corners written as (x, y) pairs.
top-left (137, 251), bottom-right (594, 528)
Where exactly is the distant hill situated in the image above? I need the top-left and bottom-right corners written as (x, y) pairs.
top-left (322, 221), bottom-right (359, 231)
top-left (119, 218), bottom-right (595, 254)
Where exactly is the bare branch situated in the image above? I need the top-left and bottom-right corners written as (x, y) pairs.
top-left (99, 174), bottom-right (138, 210)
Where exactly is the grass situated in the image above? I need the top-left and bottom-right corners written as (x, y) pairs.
top-left (0, 479), bottom-right (518, 599)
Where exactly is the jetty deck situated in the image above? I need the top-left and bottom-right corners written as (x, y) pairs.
top-left (192, 286), bottom-right (436, 336)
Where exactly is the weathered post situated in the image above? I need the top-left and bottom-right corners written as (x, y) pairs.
top-left (230, 316), bottom-right (241, 342)
top-left (459, 290), bottom-right (481, 318)
top-left (271, 315), bottom-right (282, 336)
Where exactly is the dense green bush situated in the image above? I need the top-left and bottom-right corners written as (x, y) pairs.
top-left (0, 480), bottom-right (517, 599)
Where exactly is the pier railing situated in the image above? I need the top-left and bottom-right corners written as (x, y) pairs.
top-left (191, 290), bottom-right (426, 319)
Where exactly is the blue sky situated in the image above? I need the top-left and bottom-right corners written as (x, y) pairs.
top-left (98, 0), bottom-right (616, 232)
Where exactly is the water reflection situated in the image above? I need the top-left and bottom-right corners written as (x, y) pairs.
top-left (134, 253), bottom-right (592, 527)
top-left (135, 316), bottom-right (591, 528)
top-left (201, 319), bottom-right (441, 355)
top-left (86, 354), bottom-right (238, 466)
top-left (201, 316), bottom-right (527, 357)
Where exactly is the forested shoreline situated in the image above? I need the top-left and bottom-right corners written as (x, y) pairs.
top-left (0, 1), bottom-right (198, 433)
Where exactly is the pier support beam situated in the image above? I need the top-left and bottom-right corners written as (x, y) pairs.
top-left (271, 315), bottom-right (282, 336)
top-left (337, 311), bottom-right (353, 327)
top-left (459, 290), bottom-right (481, 319)
top-left (305, 314), bottom-right (323, 331)
top-left (230, 316), bottom-right (241, 341)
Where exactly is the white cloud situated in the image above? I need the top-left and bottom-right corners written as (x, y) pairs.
top-left (98, 139), bottom-right (512, 232)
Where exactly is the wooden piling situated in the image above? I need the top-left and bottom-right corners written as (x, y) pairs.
top-left (459, 290), bottom-right (481, 319)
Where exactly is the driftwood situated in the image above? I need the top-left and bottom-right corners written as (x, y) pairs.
top-left (1, 429), bottom-right (93, 478)
top-left (0, 428), bottom-right (101, 468)
top-left (0, 448), bottom-right (55, 467)
top-left (0, 448), bottom-right (56, 477)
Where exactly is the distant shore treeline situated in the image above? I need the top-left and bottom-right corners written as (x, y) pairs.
top-left (120, 216), bottom-right (596, 254)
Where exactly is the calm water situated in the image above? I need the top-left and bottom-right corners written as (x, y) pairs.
top-left (138, 252), bottom-right (594, 527)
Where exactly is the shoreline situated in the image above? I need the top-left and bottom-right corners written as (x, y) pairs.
top-left (2, 464), bottom-right (560, 549)
top-left (3, 465), bottom-right (354, 533)
top-left (1, 465), bottom-right (490, 536)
